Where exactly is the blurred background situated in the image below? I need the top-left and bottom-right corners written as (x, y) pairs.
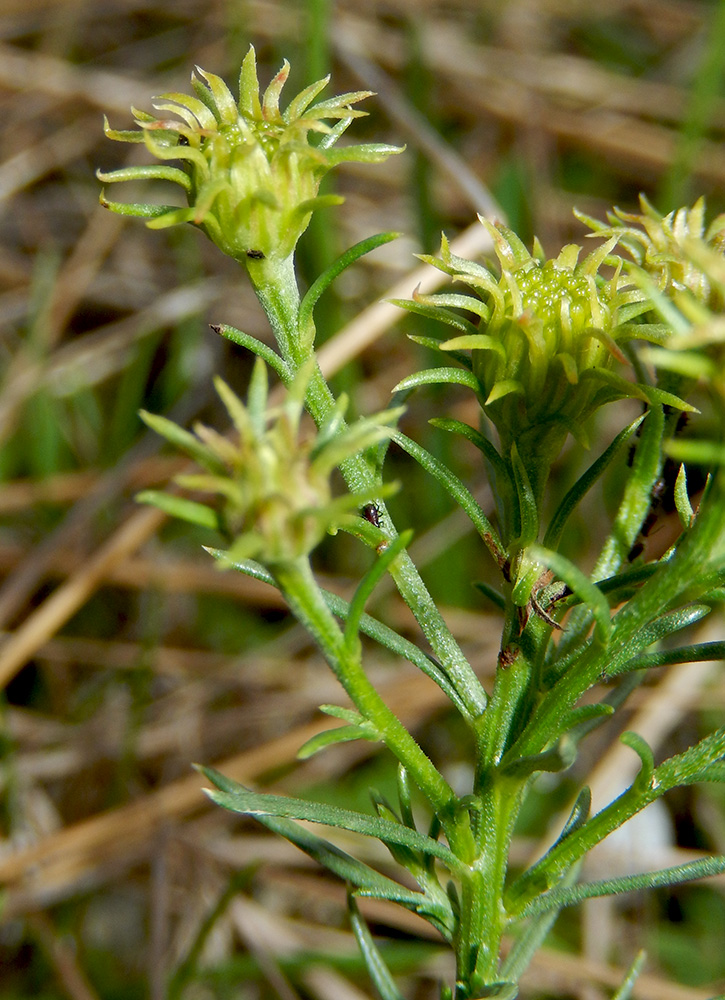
top-left (1, 1), bottom-right (725, 998)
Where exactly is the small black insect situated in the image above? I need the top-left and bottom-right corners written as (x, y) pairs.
top-left (361, 503), bottom-right (381, 528)
top-left (246, 249), bottom-right (265, 260)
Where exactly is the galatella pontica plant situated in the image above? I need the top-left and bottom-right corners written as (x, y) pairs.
top-left (101, 49), bottom-right (725, 1000)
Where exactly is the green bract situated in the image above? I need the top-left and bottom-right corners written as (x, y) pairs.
top-left (137, 358), bottom-right (402, 567)
top-left (99, 46), bottom-right (402, 263)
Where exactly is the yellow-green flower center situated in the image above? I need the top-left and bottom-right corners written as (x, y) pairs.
top-left (515, 262), bottom-right (604, 332)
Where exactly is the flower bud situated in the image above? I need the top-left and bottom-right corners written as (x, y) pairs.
top-left (99, 47), bottom-right (402, 264)
top-left (138, 359), bottom-right (401, 567)
top-left (576, 194), bottom-right (725, 309)
top-left (416, 219), bottom-right (636, 488)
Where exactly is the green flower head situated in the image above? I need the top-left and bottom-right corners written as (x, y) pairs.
top-left (576, 194), bottom-right (725, 309)
top-left (393, 212), bottom-right (696, 505)
top-left (137, 359), bottom-right (401, 567)
top-left (403, 218), bottom-right (639, 455)
top-left (99, 47), bottom-right (402, 264)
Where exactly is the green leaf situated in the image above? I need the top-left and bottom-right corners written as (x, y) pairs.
top-left (297, 723), bottom-right (380, 760)
top-left (556, 788), bottom-right (592, 844)
top-left (667, 438), bottom-right (725, 465)
top-left (529, 545), bottom-right (612, 643)
top-left (371, 790), bottom-right (421, 871)
top-left (348, 896), bottom-right (406, 1000)
top-left (396, 765), bottom-right (416, 832)
top-left (344, 532), bottom-right (412, 650)
top-left (612, 950), bottom-right (647, 1000)
top-left (473, 579), bottom-right (506, 611)
top-left (392, 367), bottom-right (484, 398)
top-left (197, 783), bottom-right (427, 908)
top-left (135, 490), bottom-right (219, 529)
top-left (299, 232), bottom-right (400, 334)
top-left (593, 405), bottom-right (665, 581)
top-left (501, 736), bottom-right (577, 778)
top-left (511, 444), bottom-right (538, 547)
top-left (97, 164), bottom-right (192, 190)
top-left (210, 324), bottom-right (291, 382)
top-left (620, 731), bottom-right (655, 792)
top-left (609, 604), bottom-right (712, 676)
top-left (625, 640), bottom-right (725, 672)
top-left (515, 853), bottom-right (725, 921)
top-left (474, 984), bottom-right (519, 999)
top-left (440, 334), bottom-right (504, 358)
top-left (508, 727), bottom-right (725, 915)
top-left (199, 768), bottom-right (463, 871)
top-left (429, 418), bottom-right (511, 491)
top-left (544, 416), bottom-right (645, 550)
top-left (560, 702), bottom-right (616, 740)
top-left (389, 429), bottom-right (507, 568)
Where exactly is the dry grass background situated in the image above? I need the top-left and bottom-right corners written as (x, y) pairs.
top-left (1, 1), bottom-right (725, 998)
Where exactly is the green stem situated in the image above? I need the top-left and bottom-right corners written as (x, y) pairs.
top-left (454, 778), bottom-right (523, 995)
top-left (247, 255), bottom-right (488, 721)
top-left (271, 557), bottom-right (469, 849)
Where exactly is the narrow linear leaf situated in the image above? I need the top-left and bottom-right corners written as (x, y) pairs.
top-left (389, 429), bottom-right (507, 567)
top-left (511, 444), bottom-right (538, 546)
top-left (323, 142), bottom-right (405, 165)
top-left (544, 415), bottom-right (645, 549)
top-left (299, 232), bottom-right (400, 331)
top-left (625, 640), bottom-right (725, 672)
top-left (429, 417), bottom-right (512, 491)
top-left (556, 788), bottom-right (592, 845)
top-left (391, 298), bottom-right (479, 337)
top-left (97, 164), bottom-right (192, 190)
top-left (501, 736), bottom-right (577, 779)
top-left (620, 731), bottom-right (655, 792)
top-left (440, 334), bottom-right (504, 357)
top-left (667, 438), bottom-right (725, 465)
top-left (198, 796), bottom-right (424, 907)
top-left (99, 193), bottom-right (181, 220)
top-left (560, 703), bottom-right (615, 742)
top-left (516, 854), bottom-right (725, 921)
top-left (612, 950), bottom-right (647, 1000)
top-left (608, 604), bottom-right (712, 676)
top-left (473, 579), bottom-right (506, 611)
top-left (593, 405), bottom-right (665, 581)
top-left (345, 532), bottom-right (413, 649)
top-left (581, 368), bottom-right (697, 412)
top-left (210, 324), bottom-right (291, 381)
top-left (349, 895), bottom-right (406, 1000)
top-left (199, 770), bottom-right (462, 870)
top-left (297, 723), bottom-right (379, 760)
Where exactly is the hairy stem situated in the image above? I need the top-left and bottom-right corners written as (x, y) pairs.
top-left (248, 254), bottom-right (488, 720)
